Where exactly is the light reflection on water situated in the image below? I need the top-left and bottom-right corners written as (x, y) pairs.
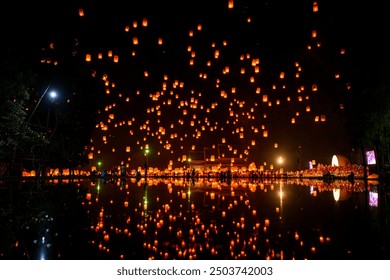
top-left (0, 177), bottom-right (389, 260)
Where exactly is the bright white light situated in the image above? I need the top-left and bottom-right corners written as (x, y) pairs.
top-left (277, 156), bottom-right (284, 165)
top-left (331, 155), bottom-right (339, 166)
top-left (49, 91), bottom-right (57, 99)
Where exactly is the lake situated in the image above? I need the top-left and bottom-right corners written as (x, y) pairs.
top-left (1, 177), bottom-right (389, 260)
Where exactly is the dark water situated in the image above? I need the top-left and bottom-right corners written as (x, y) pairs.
top-left (1, 177), bottom-right (389, 260)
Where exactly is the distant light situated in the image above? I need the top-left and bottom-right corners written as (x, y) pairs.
top-left (49, 91), bottom-right (57, 99)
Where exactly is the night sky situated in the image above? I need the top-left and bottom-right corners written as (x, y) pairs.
top-left (3, 0), bottom-right (388, 170)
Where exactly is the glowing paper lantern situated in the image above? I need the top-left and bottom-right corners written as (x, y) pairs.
top-left (313, 1), bottom-right (319, 12)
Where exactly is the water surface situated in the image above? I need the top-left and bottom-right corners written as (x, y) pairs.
top-left (1, 177), bottom-right (389, 260)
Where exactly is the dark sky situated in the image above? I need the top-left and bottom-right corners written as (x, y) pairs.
top-left (2, 0), bottom-right (388, 170)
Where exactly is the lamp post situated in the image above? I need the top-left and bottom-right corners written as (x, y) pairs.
top-left (144, 148), bottom-right (149, 178)
top-left (27, 82), bottom-right (57, 123)
top-left (277, 156), bottom-right (284, 177)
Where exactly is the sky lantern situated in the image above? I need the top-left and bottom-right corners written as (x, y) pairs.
top-left (313, 1), bottom-right (319, 12)
top-left (113, 55), bottom-right (119, 63)
top-left (85, 54), bottom-right (91, 62)
top-left (320, 115), bottom-right (326, 122)
top-left (108, 50), bottom-right (113, 57)
top-left (228, 0), bottom-right (234, 9)
top-left (80, 0), bottom-right (350, 173)
top-left (133, 21), bottom-right (138, 28)
top-left (78, 8), bottom-right (84, 17)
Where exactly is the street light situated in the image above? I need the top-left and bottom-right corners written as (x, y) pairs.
top-left (144, 148), bottom-right (149, 178)
top-left (27, 83), bottom-right (57, 123)
top-left (277, 156), bottom-right (285, 176)
top-left (277, 156), bottom-right (284, 165)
